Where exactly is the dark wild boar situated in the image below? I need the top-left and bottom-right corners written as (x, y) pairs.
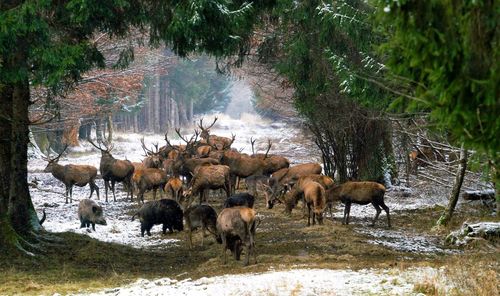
top-left (132, 199), bottom-right (183, 237)
top-left (223, 193), bottom-right (255, 209)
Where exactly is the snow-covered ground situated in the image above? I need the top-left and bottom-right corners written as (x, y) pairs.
top-left (72, 267), bottom-right (451, 296)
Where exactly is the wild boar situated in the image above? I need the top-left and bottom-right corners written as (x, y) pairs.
top-left (78, 199), bottom-right (107, 231)
top-left (132, 199), bottom-right (183, 237)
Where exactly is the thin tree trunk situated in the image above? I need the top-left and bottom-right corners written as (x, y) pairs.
top-left (133, 113), bottom-right (138, 133)
top-left (107, 113), bottom-right (113, 143)
top-left (154, 73), bottom-right (161, 133)
top-left (436, 144), bottom-right (468, 226)
top-left (95, 119), bottom-right (103, 142)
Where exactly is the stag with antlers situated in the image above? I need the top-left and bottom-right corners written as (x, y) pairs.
top-left (197, 117), bottom-right (234, 150)
top-left (88, 140), bottom-right (134, 202)
top-left (165, 129), bottom-right (220, 183)
top-left (250, 138), bottom-right (289, 175)
top-left (43, 145), bottom-right (99, 203)
top-left (140, 138), bottom-right (162, 168)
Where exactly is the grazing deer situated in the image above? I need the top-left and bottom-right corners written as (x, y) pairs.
top-left (184, 204), bottom-right (218, 248)
top-left (216, 207), bottom-right (257, 266)
top-left (88, 140), bottom-right (134, 202)
top-left (43, 145), bottom-right (99, 203)
top-left (285, 180), bottom-right (326, 226)
top-left (268, 163), bottom-right (322, 208)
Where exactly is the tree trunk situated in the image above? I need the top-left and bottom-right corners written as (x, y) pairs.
top-left (95, 119), bottom-right (103, 142)
top-left (0, 84), bottom-right (18, 254)
top-left (436, 144), bottom-right (468, 226)
top-left (107, 113), bottom-right (113, 143)
top-left (8, 78), bottom-right (40, 235)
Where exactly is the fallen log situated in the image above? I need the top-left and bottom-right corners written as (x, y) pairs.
top-left (462, 189), bottom-right (495, 201)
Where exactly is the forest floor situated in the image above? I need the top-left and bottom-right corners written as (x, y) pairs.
top-left (1, 182), bottom-right (499, 295)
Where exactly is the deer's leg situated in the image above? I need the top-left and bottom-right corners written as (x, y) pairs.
top-left (380, 201), bottom-right (391, 227)
top-left (372, 203), bottom-right (382, 227)
top-left (111, 180), bottom-right (116, 202)
top-left (104, 180), bottom-right (109, 202)
top-left (345, 202), bottom-right (352, 225)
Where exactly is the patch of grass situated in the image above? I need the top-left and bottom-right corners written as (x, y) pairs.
top-left (413, 277), bottom-right (441, 296)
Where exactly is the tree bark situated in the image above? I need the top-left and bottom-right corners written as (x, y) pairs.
top-left (107, 113), bottom-right (113, 143)
top-left (8, 78), bottom-right (40, 235)
top-left (436, 144), bottom-right (468, 226)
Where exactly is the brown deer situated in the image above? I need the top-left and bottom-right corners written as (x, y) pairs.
top-left (43, 145), bottom-right (99, 204)
top-left (88, 140), bottom-right (134, 202)
top-left (165, 176), bottom-right (183, 202)
top-left (182, 165), bottom-right (231, 206)
top-left (216, 207), bottom-right (257, 266)
top-left (166, 129), bottom-right (220, 183)
top-left (326, 181), bottom-right (390, 227)
top-left (197, 117), bottom-right (234, 150)
top-left (219, 142), bottom-right (270, 191)
top-left (268, 163), bottom-right (322, 207)
top-left (184, 204), bottom-right (218, 248)
top-left (284, 180), bottom-right (326, 226)
top-left (278, 174), bottom-right (334, 213)
top-left (250, 138), bottom-right (290, 175)
top-left (140, 138), bottom-right (163, 169)
top-left (131, 162), bottom-right (145, 192)
top-left (136, 168), bottom-right (169, 204)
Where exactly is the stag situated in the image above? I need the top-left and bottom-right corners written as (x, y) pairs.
top-left (88, 140), bottom-right (134, 202)
top-left (140, 138), bottom-right (162, 168)
top-left (219, 140), bottom-right (269, 191)
top-left (43, 145), bottom-right (99, 203)
top-left (182, 165), bottom-right (231, 206)
top-left (197, 117), bottom-right (234, 150)
top-left (167, 129), bottom-right (220, 183)
top-left (250, 138), bottom-right (289, 175)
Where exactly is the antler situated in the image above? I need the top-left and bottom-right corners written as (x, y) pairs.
top-left (88, 139), bottom-right (105, 152)
top-left (45, 144), bottom-right (68, 162)
top-left (263, 139), bottom-right (272, 159)
top-left (140, 138), bottom-right (159, 156)
top-left (197, 117), bottom-right (218, 132)
top-left (224, 133), bottom-right (236, 150)
top-left (250, 137), bottom-right (256, 155)
top-left (140, 137), bottom-right (152, 156)
top-left (164, 132), bottom-right (176, 149)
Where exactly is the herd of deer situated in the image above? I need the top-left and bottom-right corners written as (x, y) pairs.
top-left (42, 117), bottom-right (391, 265)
